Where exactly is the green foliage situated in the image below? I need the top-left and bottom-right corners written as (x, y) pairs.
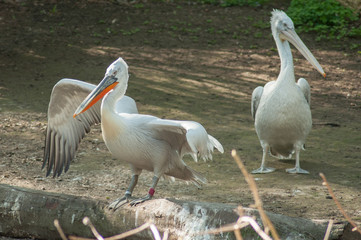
top-left (287, 0), bottom-right (361, 40)
top-left (120, 28), bottom-right (140, 35)
top-left (196, 0), bottom-right (268, 7)
top-left (134, 3), bottom-right (144, 8)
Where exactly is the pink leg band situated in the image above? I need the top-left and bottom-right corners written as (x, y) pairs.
top-left (148, 188), bottom-right (155, 196)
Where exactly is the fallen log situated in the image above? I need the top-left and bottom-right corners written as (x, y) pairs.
top-left (0, 184), bottom-right (344, 240)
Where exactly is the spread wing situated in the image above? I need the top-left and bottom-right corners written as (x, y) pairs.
top-left (43, 79), bottom-right (101, 177)
top-left (42, 78), bottom-right (138, 177)
top-left (177, 121), bottom-right (224, 161)
top-left (251, 86), bottom-right (264, 120)
top-left (297, 78), bottom-right (311, 106)
top-left (146, 118), bottom-right (188, 153)
top-left (147, 119), bottom-right (224, 162)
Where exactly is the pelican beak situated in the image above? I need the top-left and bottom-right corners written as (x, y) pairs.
top-left (73, 75), bottom-right (118, 118)
top-left (280, 29), bottom-right (326, 77)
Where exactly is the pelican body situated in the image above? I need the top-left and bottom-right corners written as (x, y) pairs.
top-left (43, 58), bottom-right (223, 208)
top-left (251, 10), bottom-right (325, 174)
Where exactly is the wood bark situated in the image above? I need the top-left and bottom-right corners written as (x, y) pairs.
top-left (0, 184), bottom-right (345, 240)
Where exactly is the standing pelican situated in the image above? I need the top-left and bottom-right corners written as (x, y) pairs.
top-left (43, 57), bottom-right (223, 208)
top-left (251, 10), bottom-right (325, 174)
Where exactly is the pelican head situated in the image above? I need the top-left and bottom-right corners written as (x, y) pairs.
top-left (73, 57), bottom-right (129, 117)
top-left (271, 9), bottom-right (326, 77)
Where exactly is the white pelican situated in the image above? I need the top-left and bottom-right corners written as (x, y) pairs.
top-left (251, 10), bottom-right (325, 174)
top-left (43, 57), bottom-right (224, 208)
top-left (42, 79), bottom-right (138, 177)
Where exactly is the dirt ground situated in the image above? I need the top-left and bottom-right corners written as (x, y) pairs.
top-left (0, 0), bottom-right (360, 237)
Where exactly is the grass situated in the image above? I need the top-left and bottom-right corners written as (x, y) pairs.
top-left (196, 0), bottom-right (268, 7)
top-left (287, 0), bottom-right (361, 40)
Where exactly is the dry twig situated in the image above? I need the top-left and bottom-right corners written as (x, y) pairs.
top-left (54, 218), bottom-right (165, 240)
top-left (54, 219), bottom-right (68, 240)
top-left (149, 223), bottom-right (162, 240)
top-left (199, 221), bottom-right (250, 235)
top-left (162, 230), bottom-right (169, 240)
top-left (323, 220), bottom-right (334, 240)
top-left (83, 217), bottom-right (104, 240)
top-left (199, 150), bottom-right (280, 240)
top-left (239, 216), bottom-right (273, 240)
top-left (232, 150), bottom-right (280, 240)
top-left (320, 173), bottom-right (361, 235)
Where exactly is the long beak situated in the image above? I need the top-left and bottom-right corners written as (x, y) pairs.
top-left (73, 75), bottom-right (118, 118)
top-left (281, 29), bottom-right (326, 77)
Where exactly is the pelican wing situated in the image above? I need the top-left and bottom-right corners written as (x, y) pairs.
top-left (297, 78), bottom-right (311, 106)
top-left (148, 119), bottom-right (223, 162)
top-left (147, 118), bottom-right (188, 152)
top-left (178, 121), bottom-right (224, 161)
top-left (43, 79), bottom-right (138, 178)
top-left (251, 86), bottom-right (264, 120)
top-left (43, 79), bottom-right (101, 177)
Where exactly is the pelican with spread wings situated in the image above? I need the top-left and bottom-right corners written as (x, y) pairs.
top-left (43, 58), bottom-right (223, 208)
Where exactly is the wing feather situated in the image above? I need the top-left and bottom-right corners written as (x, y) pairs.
top-left (297, 78), bottom-right (311, 106)
top-left (43, 78), bottom-right (101, 177)
top-left (148, 119), bottom-right (223, 162)
top-left (146, 118), bottom-right (188, 154)
top-left (43, 79), bottom-right (138, 177)
top-left (179, 121), bottom-right (224, 161)
top-left (251, 86), bottom-right (264, 120)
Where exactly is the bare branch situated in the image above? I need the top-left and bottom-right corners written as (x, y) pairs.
top-left (54, 219), bottom-right (69, 240)
top-left (83, 217), bottom-right (104, 240)
top-left (200, 216), bottom-right (272, 240)
top-left (319, 173), bottom-right (361, 235)
top-left (68, 221), bottom-right (153, 240)
top-left (234, 229), bottom-right (243, 240)
top-left (200, 222), bottom-right (250, 235)
top-left (105, 221), bottom-right (152, 240)
top-left (323, 220), bottom-right (333, 240)
top-left (162, 230), bottom-right (169, 240)
top-left (240, 216), bottom-right (273, 240)
top-left (231, 150), bottom-right (280, 240)
top-left (150, 223), bottom-right (162, 240)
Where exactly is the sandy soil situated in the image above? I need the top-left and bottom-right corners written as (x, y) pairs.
top-left (0, 0), bottom-right (360, 237)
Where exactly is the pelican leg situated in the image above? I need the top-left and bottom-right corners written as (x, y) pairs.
top-left (286, 147), bottom-right (309, 174)
top-left (252, 145), bottom-right (275, 174)
top-left (130, 176), bottom-right (159, 206)
top-left (109, 174), bottom-right (139, 210)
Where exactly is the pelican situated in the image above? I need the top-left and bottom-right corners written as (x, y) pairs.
top-left (42, 79), bottom-right (138, 177)
top-left (251, 10), bottom-right (325, 174)
top-left (43, 57), bottom-right (224, 208)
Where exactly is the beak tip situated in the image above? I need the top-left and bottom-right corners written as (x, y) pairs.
top-left (322, 73), bottom-right (326, 78)
top-left (73, 113), bottom-right (77, 118)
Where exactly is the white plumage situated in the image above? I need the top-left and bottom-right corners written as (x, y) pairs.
top-left (43, 79), bottom-right (138, 177)
top-left (43, 57), bottom-right (223, 208)
top-left (251, 10), bottom-right (325, 174)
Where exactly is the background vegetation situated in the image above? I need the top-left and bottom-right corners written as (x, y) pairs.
top-left (196, 0), bottom-right (361, 42)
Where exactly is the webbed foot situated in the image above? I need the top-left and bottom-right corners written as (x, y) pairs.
top-left (130, 194), bottom-right (152, 206)
top-left (251, 166), bottom-right (275, 174)
top-left (286, 167), bottom-right (309, 174)
top-left (109, 194), bottom-right (134, 210)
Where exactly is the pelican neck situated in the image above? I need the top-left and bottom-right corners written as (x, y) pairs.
top-left (274, 34), bottom-right (295, 82)
top-left (102, 76), bottom-right (128, 114)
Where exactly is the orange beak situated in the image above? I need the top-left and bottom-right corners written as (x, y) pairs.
top-left (73, 75), bottom-right (118, 118)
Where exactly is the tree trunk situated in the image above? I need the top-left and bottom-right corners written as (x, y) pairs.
top-left (0, 184), bottom-right (344, 240)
